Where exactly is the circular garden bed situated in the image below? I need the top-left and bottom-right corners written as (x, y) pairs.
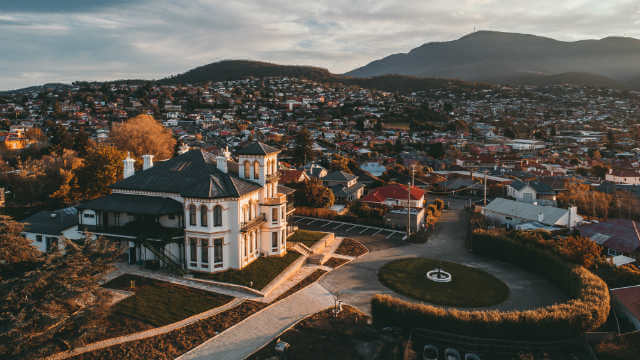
top-left (378, 258), bottom-right (509, 307)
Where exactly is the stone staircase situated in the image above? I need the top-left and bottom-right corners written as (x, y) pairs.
top-left (306, 254), bottom-right (324, 265)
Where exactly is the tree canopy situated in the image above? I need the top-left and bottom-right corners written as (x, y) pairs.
top-left (110, 114), bottom-right (176, 160)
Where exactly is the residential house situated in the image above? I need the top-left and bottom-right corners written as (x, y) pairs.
top-left (21, 208), bottom-right (83, 253)
top-left (77, 142), bottom-right (289, 274)
top-left (483, 197), bottom-right (581, 229)
top-left (322, 170), bottom-right (365, 201)
top-left (361, 183), bottom-right (425, 208)
top-left (577, 219), bottom-right (640, 257)
top-left (506, 180), bottom-right (556, 205)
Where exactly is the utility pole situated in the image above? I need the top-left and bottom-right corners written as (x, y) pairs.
top-left (484, 171), bottom-right (488, 206)
top-left (407, 181), bottom-right (411, 238)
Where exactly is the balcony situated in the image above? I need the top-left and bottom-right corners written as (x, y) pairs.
top-left (265, 173), bottom-right (280, 182)
top-left (240, 213), bottom-right (266, 233)
top-left (286, 203), bottom-right (296, 216)
top-left (261, 193), bottom-right (287, 206)
top-left (79, 221), bottom-right (183, 241)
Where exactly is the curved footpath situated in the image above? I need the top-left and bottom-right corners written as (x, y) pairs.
top-left (44, 298), bottom-right (245, 360)
top-left (319, 203), bottom-right (567, 315)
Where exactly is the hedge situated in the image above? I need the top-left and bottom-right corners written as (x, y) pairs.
top-left (371, 229), bottom-right (610, 340)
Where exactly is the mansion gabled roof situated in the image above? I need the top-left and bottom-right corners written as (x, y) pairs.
top-left (77, 194), bottom-right (183, 215)
top-left (111, 149), bottom-right (262, 199)
top-left (236, 141), bottom-right (280, 156)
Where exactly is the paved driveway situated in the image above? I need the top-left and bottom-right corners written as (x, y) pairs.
top-left (320, 202), bottom-right (567, 315)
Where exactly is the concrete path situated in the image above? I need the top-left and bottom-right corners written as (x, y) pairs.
top-left (107, 264), bottom-right (262, 300)
top-left (177, 282), bottom-right (334, 360)
top-left (320, 202), bottom-right (567, 315)
top-left (45, 298), bottom-right (245, 360)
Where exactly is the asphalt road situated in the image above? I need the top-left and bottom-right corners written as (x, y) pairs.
top-left (319, 202), bottom-right (567, 315)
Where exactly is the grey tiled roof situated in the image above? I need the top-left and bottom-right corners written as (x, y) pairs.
top-left (77, 194), bottom-right (183, 215)
top-left (323, 170), bottom-right (357, 182)
top-left (236, 142), bottom-right (280, 155)
top-left (22, 207), bottom-right (78, 235)
top-left (111, 149), bottom-right (262, 199)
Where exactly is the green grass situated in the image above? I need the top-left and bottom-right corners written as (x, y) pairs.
top-left (103, 275), bottom-right (233, 327)
top-left (378, 258), bottom-right (509, 307)
top-left (194, 251), bottom-right (302, 290)
top-left (287, 230), bottom-right (327, 248)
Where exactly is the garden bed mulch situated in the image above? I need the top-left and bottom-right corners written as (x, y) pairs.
top-left (323, 257), bottom-right (350, 268)
top-left (334, 238), bottom-right (368, 257)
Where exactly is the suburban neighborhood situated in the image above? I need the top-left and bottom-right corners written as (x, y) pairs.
top-left (2, 71), bottom-right (640, 359)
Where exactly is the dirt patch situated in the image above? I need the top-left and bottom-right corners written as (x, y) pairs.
top-left (335, 238), bottom-right (368, 257)
top-left (248, 305), bottom-right (408, 360)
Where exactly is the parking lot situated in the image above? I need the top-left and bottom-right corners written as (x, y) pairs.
top-left (289, 215), bottom-right (408, 251)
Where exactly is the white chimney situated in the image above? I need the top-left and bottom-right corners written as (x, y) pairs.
top-left (123, 153), bottom-right (135, 179)
top-left (217, 146), bottom-right (231, 173)
top-left (142, 154), bottom-right (154, 170)
top-left (537, 208), bottom-right (544, 223)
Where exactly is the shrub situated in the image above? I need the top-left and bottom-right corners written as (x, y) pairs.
top-left (371, 229), bottom-right (610, 340)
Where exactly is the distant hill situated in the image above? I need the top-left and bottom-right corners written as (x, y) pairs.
top-left (0, 82), bottom-right (71, 95)
top-left (161, 60), bottom-right (485, 92)
top-left (162, 60), bottom-right (335, 84)
top-left (346, 31), bottom-right (640, 89)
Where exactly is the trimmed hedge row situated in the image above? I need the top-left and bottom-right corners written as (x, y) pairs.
top-left (371, 229), bottom-right (610, 340)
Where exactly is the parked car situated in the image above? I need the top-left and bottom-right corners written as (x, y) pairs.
top-left (422, 344), bottom-right (439, 360)
top-left (444, 348), bottom-right (461, 360)
top-left (464, 353), bottom-right (481, 360)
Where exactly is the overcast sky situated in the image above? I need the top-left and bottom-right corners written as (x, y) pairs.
top-left (1, 0), bottom-right (640, 90)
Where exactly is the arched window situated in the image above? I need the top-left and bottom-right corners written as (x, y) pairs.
top-left (244, 161), bottom-right (251, 179)
top-left (189, 204), bottom-right (196, 226)
top-left (213, 205), bottom-right (222, 226)
top-left (253, 160), bottom-right (260, 180)
top-left (200, 205), bottom-right (208, 226)
top-left (244, 235), bottom-right (248, 257)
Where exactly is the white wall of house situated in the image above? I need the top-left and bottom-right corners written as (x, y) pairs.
top-left (605, 174), bottom-right (640, 185)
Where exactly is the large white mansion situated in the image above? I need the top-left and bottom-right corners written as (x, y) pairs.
top-left (77, 142), bottom-right (291, 274)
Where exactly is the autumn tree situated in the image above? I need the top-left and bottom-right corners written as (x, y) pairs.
top-left (0, 227), bottom-right (120, 359)
top-left (293, 179), bottom-right (334, 208)
top-left (110, 114), bottom-right (176, 160)
top-left (0, 216), bottom-right (41, 276)
top-left (75, 142), bottom-right (126, 199)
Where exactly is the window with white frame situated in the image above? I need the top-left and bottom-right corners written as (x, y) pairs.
top-left (201, 239), bottom-right (209, 268)
top-left (213, 238), bottom-right (223, 268)
top-left (271, 231), bottom-right (278, 251)
top-left (189, 238), bottom-right (197, 267)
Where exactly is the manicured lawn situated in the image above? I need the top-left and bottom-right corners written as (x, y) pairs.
top-left (378, 258), bottom-right (509, 307)
top-left (103, 275), bottom-right (233, 327)
top-left (194, 251), bottom-right (301, 290)
top-left (288, 230), bottom-right (327, 248)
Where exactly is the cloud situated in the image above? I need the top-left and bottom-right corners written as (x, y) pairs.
top-left (1, 0), bottom-right (640, 90)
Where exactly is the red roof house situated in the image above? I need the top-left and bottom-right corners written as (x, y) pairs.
top-left (362, 183), bottom-right (425, 208)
